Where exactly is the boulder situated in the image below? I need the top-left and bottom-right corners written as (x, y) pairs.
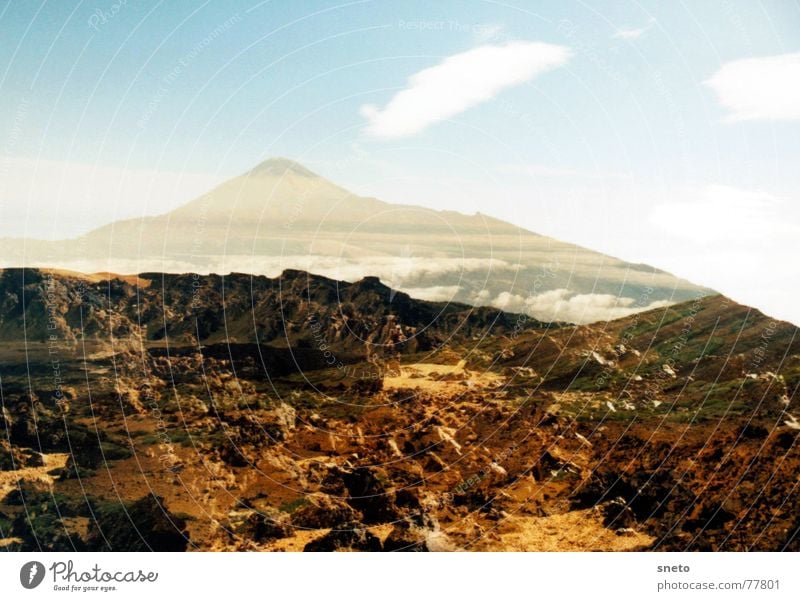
top-left (235, 508), bottom-right (294, 543)
top-left (86, 494), bottom-right (189, 551)
top-left (303, 521), bottom-right (382, 552)
top-left (291, 493), bottom-right (361, 529)
top-left (339, 466), bottom-right (400, 523)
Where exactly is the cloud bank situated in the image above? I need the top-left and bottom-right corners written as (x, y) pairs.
top-left (490, 288), bottom-right (671, 324)
top-left (361, 41), bottom-right (571, 138)
top-left (400, 285), bottom-right (462, 302)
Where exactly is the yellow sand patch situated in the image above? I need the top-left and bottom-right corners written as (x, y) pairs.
top-left (470, 508), bottom-right (654, 552)
top-left (39, 268), bottom-right (150, 288)
top-left (383, 361), bottom-right (504, 392)
top-left (0, 453), bottom-right (69, 498)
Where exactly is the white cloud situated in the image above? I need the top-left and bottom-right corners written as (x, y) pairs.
top-left (473, 289), bottom-right (492, 305)
top-left (206, 254), bottom-right (516, 284)
top-left (360, 41), bottom-right (571, 138)
top-left (399, 285), bottom-right (461, 302)
top-left (705, 52), bottom-right (800, 121)
top-left (326, 256), bottom-right (515, 283)
top-left (492, 288), bottom-right (671, 324)
top-left (650, 184), bottom-right (800, 243)
top-left (29, 254), bottom-right (515, 289)
top-left (612, 17), bottom-right (656, 40)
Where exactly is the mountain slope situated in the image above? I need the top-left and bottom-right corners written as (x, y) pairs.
top-left (473, 293), bottom-right (799, 419)
top-left (0, 158), bottom-right (711, 324)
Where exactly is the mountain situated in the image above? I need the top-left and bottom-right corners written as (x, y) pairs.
top-left (0, 158), bottom-right (710, 324)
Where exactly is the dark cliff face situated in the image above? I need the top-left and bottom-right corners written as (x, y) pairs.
top-left (0, 268), bottom-right (547, 354)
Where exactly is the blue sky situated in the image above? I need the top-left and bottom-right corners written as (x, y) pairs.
top-left (1, 0), bottom-right (799, 322)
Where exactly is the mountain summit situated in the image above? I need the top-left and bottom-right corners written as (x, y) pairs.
top-left (0, 158), bottom-right (710, 324)
top-left (247, 157), bottom-right (320, 178)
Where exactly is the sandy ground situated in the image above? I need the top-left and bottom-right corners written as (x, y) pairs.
top-left (0, 452), bottom-right (69, 499)
top-left (257, 524), bottom-right (390, 552)
top-left (383, 361), bottom-right (504, 393)
top-left (0, 452), bottom-right (69, 548)
top-left (469, 508), bottom-right (654, 551)
top-left (40, 268), bottom-right (151, 288)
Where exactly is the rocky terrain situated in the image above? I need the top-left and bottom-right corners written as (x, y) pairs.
top-left (0, 268), bottom-right (798, 551)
